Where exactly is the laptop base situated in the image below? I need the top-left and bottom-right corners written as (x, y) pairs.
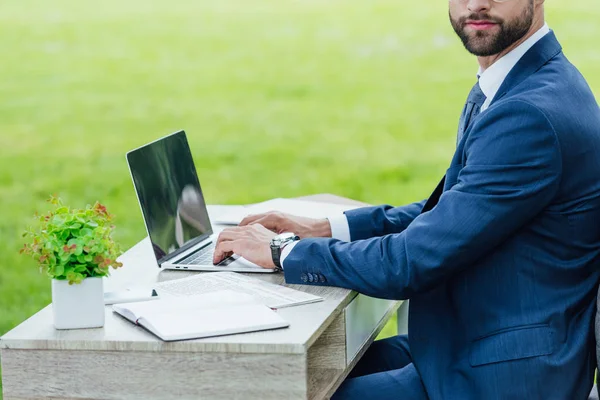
top-left (163, 264), bottom-right (277, 273)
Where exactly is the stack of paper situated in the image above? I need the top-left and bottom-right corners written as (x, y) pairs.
top-left (155, 271), bottom-right (323, 309)
top-left (212, 198), bottom-right (358, 225)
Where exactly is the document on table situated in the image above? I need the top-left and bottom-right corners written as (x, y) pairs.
top-left (155, 272), bottom-right (323, 309)
top-left (212, 198), bottom-right (359, 225)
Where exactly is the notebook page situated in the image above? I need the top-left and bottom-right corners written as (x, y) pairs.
top-left (142, 303), bottom-right (289, 341)
top-left (113, 290), bottom-right (257, 321)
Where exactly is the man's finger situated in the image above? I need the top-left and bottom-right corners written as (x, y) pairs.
top-left (251, 213), bottom-right (281, 228)
top-left (239, 213), bottom-right (264, 226)
top-left (213, 240), bottom-right (237, 264)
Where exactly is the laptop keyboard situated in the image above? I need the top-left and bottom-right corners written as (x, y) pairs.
top-left (178, 242), bottom-right (234, 266)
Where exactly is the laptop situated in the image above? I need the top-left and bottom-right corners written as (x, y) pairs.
top-left (126, 130), bottom-right (275, 273)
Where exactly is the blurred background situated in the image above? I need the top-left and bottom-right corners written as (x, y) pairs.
top-left (0, 0), bottom-right (598, 395)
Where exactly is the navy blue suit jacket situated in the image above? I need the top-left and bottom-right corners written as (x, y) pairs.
top-left (283, 32), bottom-right (600, 399)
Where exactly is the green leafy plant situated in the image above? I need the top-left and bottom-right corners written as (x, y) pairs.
top-left (20, 195), bottom-right (123, 284)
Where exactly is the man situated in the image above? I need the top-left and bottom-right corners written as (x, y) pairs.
top-left (214, 0), bottom-right (600, 398)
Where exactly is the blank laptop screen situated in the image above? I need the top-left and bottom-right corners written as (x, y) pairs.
top-left (127, 131), bottom-right (212, 264)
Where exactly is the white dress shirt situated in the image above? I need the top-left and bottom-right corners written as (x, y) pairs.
top-left (479, 23), bottom-right (550, 111)
top-left (280, 23), bottom-right (550, 268)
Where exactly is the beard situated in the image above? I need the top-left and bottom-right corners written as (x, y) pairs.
top-left (450, 2), bottom-right (534, 57)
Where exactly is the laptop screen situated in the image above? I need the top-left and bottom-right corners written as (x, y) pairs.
top-left (127, 130), bottom-right (213, 264)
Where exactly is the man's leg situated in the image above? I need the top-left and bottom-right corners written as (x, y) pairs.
top-left (348, 335), bottom-right (413, 378)
top-left (332, 363), bottom-right (427, 400)
top-left (331, 335), bottom-right (428, 400)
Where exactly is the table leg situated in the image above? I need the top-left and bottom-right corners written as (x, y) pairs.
top-left (397, 300), bottom-right (409, 335)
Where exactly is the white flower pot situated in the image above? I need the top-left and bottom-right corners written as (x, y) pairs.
top-left (51, 277), bottom-right (105, 330)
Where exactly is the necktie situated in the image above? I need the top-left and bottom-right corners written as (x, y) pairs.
top-left (456, 81), bottom-right (486, 144)
top-left (421, 81), bottom-right (487, 214)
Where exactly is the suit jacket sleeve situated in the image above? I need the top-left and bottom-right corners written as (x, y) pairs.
top-left (343, 200), bottom-right (427, 241)
top-left (283, 101), bottom-right (562, 299)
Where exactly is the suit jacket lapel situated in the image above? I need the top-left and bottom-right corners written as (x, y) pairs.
top-left (490, 31), bottom-right (562, 106)
top-left (420, 32), bottom-right (563, 214)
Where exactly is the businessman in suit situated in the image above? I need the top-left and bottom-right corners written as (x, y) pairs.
top-left (214, 0), bottom-right (600, 398)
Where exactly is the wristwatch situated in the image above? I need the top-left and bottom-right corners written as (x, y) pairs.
top-left (270, 232), bottom-right (300, 270)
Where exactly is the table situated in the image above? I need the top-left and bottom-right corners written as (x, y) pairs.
top-left (1, 194), bottom-right (406, 400)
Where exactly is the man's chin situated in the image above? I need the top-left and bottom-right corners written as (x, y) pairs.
top-left (464, 36), bottom-right (501, 57)
top-left (465, 45), bottom-right (500, 57)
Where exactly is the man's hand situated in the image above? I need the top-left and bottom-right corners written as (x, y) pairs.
top-left (239, 212), bottom-right (332, 239)
top-left (213, 224), bottom-right (278, 269)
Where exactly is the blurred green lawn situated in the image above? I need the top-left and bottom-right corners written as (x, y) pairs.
top-left (0, 0), bottom-right (598, 396)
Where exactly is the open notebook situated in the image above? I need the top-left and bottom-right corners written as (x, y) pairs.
top-left (113, 290), bottom-right (289, 341)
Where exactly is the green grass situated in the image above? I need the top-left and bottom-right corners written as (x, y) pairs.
top-left (0, 0), bottom-right (598, 396)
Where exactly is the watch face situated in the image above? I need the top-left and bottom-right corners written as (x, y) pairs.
top-left (274, 232), bottom-right (296, 246)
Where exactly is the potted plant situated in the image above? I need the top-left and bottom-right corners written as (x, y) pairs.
top-left (20, 195), bottom-right (123, 329)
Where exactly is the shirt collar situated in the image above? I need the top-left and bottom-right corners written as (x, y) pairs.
top-left (478, 23), bottom-right (550, 104)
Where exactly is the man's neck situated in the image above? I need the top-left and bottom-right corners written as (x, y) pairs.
top-left (478, 16), bottom-right (545, 71)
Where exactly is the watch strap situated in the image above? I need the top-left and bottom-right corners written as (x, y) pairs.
top-left (271, 234), bottom-right (299, 269)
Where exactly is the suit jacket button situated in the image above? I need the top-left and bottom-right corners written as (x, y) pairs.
top-left (301, 273), bottom-right (308, 283)
top-left (319, 274), bottom-right (327, 283)
top-left (308, 273), bottom-right (314, 283)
